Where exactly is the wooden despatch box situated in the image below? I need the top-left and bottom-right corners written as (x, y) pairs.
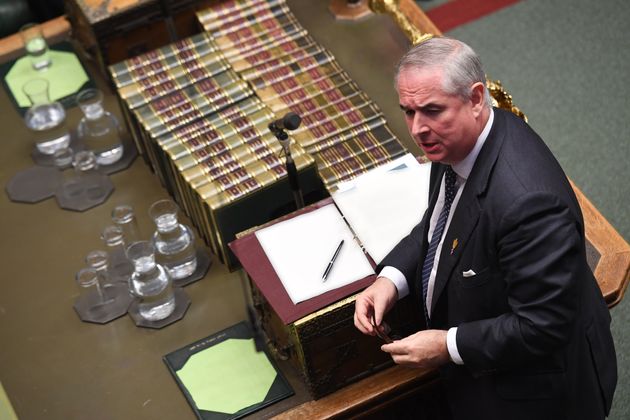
top-left (64, 0), bottom-right (210, 74)
top-left (231, 199), bottom-right (423, 398)
top-left (253, 284), bottom-right (422, 399)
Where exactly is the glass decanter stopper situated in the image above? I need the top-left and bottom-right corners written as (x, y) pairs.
top-left (111, 204), bottom-right (142, 251)
top-left (101, 225), bottom-right (133, 284)
top-left (127, 241), bottom-right (175, 321)
top-left (23, 78), bottom-right (70, 155)
top-left (149, 199), bottom-right (197, 280)
top-left (76, 88), bottom-right (124, 165)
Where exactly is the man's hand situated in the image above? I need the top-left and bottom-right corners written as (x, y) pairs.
top-left (381, 330), bottom-right (450, 370)
top-left (354, 276), bottom-right (398, 336)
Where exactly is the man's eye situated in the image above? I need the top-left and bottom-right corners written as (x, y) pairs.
top-left (425, 108), bottom-right (441, 115)
top-left (404, 109), bottom-right (414, 117)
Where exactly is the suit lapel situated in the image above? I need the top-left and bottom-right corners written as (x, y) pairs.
top-left (429, 109), bottom-right (507, 315)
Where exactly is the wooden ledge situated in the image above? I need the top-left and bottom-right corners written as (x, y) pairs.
top-left (275, 365), bottom-right (438, 419)
top-left (570, 181), bottom-right (630, 307)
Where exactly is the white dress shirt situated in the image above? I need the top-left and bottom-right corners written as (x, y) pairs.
top-left (380, 109), bottom-right (494, 364)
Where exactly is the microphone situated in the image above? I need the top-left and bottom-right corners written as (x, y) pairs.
top-left (268, 112), bottom-right (301, 133)
top-left (268, 111), bottom-right (305, 209)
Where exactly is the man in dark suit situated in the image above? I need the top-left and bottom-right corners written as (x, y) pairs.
top-left (354, 37), bottom-right (616, 419)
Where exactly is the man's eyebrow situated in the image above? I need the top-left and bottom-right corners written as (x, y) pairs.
top-left (399, 103), bottom-right (442, 111)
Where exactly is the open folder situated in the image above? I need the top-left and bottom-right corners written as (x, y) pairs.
top-left (229, 154), bottom-right (431, 323)
top-left (332, 153), bottom-right (431, 263)
top-left (255, 203), bottom-right (375, 304)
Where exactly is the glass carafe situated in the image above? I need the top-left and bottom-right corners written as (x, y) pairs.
top-left (149, 199), bottom-right (197, 280)
top-left (127, 241), bottom-right (175, 321)
top-left (23, 78), bottom-right (70, 155)
top-left (76, 88), bottom-right (124, 165)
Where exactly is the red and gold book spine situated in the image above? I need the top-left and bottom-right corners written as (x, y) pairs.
top-left (119, 57), bottom-right (230, 110)
top-left (134, 72), bottom-right (249, 130)
top-left (186, 138), bottom-right (283, 189)
top-left (196, 0), bottom-right (277, 23)
top-left (173, 146), bottom-right (311, 253)
top-left (314, 126), bottom-right (403, 169)
top-left (142, 83), bottom-right (254, 138)
top-left (318, 144), bottom-right (406, 190)
top-left (109, 32), bottom-right (216, 84)
top-left (199, 0), bottom-right (287, 33)
top-left (263, 77), bottom-right (361, 114)
top-left (301, 117), bottom-right (388, 153)
top-left (212, 12), bottom-right (300, 51)
top-left (201, 152), bottom-right (314, 209)
top-left (179, 128), bottom-right (281, 181)
top-left (135, 70), bottom-right (242, 119)
top-left (218, 23), bottom-right (306, 61)
top-left (228, 35), bottom-right (316, 72)
top-left (291, 98), bottom-right (383, 150)
top-left (159, 99), bottom-right (268, 152)
top-left (183, 128), bottom-right (310, 186)
top-left (256, 68), bottom-right (348, 102)
top-left (246, 49), bottom-right (335, 90)
top-left (162, 107), bottom-right (274, 160)
top-left (208, 3), bottom-right (292, 38)
top-left (239, 44), bottom-right (324, 81)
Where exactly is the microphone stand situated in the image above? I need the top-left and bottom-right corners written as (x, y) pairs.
top-left (273, 129), bottom-right (305, 210)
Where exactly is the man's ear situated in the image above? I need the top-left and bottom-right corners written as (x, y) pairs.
top-left (470, 82), bottom-right (486, 116)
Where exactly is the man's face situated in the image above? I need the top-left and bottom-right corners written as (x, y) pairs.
top-left (397, 67), bottom-right (483, 165)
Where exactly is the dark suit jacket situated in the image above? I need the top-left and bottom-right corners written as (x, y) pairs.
top-left (381, 108), bottom-right (617, 420)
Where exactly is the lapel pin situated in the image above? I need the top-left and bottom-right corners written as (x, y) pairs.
top-left (451, 238), bottom-right (459, 255)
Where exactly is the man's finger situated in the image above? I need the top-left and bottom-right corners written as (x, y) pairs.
top-left (354, 309), bottom-right (375, 335)
top-left (390, 354), bottom-right (414, 366)
top-left (381, 342), bottom-right (406, 355)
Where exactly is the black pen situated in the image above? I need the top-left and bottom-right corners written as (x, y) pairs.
top-left (322, 239), bottom-right (344, 282)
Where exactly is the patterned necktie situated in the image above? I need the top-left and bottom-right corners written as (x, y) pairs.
top-left (421, 166), bottom-right (458, 322)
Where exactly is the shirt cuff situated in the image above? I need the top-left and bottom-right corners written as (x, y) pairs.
top-left (378, 266), bottom-right (409, 299)
top-left (447, 327), bottom-right (464, 365)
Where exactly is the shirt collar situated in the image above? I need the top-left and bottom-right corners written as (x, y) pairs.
top-left (452, 108), bottom-right (494, 181)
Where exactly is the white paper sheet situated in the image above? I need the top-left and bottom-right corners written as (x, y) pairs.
top-left (332, 154), bottom-right (432, 264)
top-left (255, 204), bottom-right (374, 304)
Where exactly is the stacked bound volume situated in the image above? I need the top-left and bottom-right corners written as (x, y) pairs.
top-left (197, 0), bottom-right (407, 188)
top-left (110, 0), bottom-right (407, 268)
top-left (110, 30), bottom-right (322, 268)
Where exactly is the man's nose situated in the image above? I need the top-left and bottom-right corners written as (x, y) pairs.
top-left (411, 115), bottom-right (430, 137)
